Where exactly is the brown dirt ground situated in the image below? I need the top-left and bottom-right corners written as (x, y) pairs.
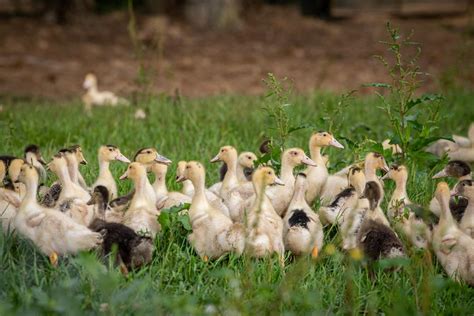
top-left (0, 5), bottom-right (472, 100)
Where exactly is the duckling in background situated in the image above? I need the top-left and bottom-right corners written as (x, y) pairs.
top-left (426, 123), bottom-right (474, 157)
top-left (89, 218), bottom-right (154, 272)
top-left (283, 173), bottom-right (323, 257)
top-left (357, 181), bottom-right (405, 261)
top-left (82, 73), bottom-right (129, 114)
top-left (176, 161), bottom-right (230, 218)
top-left (382, 139), bottom-right (403, 155)
top-left (431, 182), bottom-right (474, 285)
top-left (15, 163), bottom-right (102, 266)
top-left (120, 163), bottom-right (160, 238)
top-left (305, 131), bottom-right (344, 205)
top-left (430, 160), bottom-right (471, 216)
top-left (86, 186), bottom-right (124, 223)
top-left (7, 157), bottom-right (25, 184)
top-left (92, 145), bottom-right (131, 200)
top-left (24, 144), bottom-right (47, 183)
top-left (209, 151), bottom-right (257, 196)
top-left (447, 145), bottom-right (474, 162)
top-left (454, 180), bottom-right (474, 238)
top-left (383, 165), bottom-right (431, 249)
top-left (177, 161), bottom-right (245, 260)
top-left (266, 148), bottom-right (316, 217)
top-left (245, 166), bottom-right (285, 264)
top-left (149, 162), bottom-right (191, 210)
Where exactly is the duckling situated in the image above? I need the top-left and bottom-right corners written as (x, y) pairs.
top-left (176, 161), bottom-right (230, 218)
top-left (245, 166), bottom-right (285, 264)
top-left (177, 161), bottom-right (245, 260)
top-left (431, 182), bottom-right (474, 285)
top-left (426, 123), bottom-right (474, 157)
top-left (266, 148), bottom-right (316, 217)
top-left (24, 144), bottom-right (47, 183)
top-left (357, 181), bottom-right (405, 260)
top-left (0, 157), bottom-right (7, 184)
top-left (92, 145), bottom-right (130, 200)
top-left (0, 186), bottom-right (21, 233)
top-left (119, 162), bottom-right (160, 238)
top-left (82, 73), bottom-right (129, 113)
top-left (283, 173), bottom-right (323, 257)
top-left (430, 160), bottom-right (471, 216)
top-left (454, 180), bottom-right (474, 238)
top-left (149, 162), bottom-right (191, 210)
top-left (305, 131), bottom-right (344, 205)
top-left (89, 218), bottom-right (154, 271)
top-left (447, 146), bottom-right (474, 163)
top-left (86, 186), bottom-right (124, 223)
top-left (7, 157), bottom-right (25, 184)
top-left (14, 163), bottom-right (102, 265)
top-left (383, 165), bottom-right (431, 249)
top-left (68, 145), bottom-right (88, 190)
top-left (382, 139), bottom-right (402, 155)
top-left (209, 151), bottom-right (257, 196)
top-left (363, 152), bottom-right (389, 197)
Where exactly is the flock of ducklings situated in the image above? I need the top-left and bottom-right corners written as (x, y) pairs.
top-left (0, 130), bottom-right (474, 284)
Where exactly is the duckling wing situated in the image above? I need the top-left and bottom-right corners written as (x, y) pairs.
top-left (26, 212), bottom-right (46, 227)
top-left (0, 188), bottom-right (20, 208)
top-left (40, 183), bottom-right (62, 208)
top-left (110, 190), bottom-right (134, 212)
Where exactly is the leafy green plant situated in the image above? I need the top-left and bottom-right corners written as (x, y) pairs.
top-left (158, 203), bottom-right (192, 233)
top-left (366, 22), bottom-right (446, 165)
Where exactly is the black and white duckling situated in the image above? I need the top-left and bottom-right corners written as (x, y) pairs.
top-left (89, 218), bottom-right (154, 272)
top-left (92, 145), bottom-right (131, 200)
top-left (383, 165), bottom-right (431, 249)
top-left (119, 162), bottom-right (160, 238)
top-left (454, 180), bottom-right (474, 238)
top-left (305, 131), bottom-right (344, 205)
top-left (283, 173), bottom-right (323, 257)
top-left (15, 163), bottom-right (102, 265)
top-left (177, 161), bottom-right (245, 260)
top-left (430, 160), bottom-right (471, 216)
top-left (176, 161), bottom-right (230, 218)
top-left (245, 166), bottom-right (285, 264)
top-left (431, 182), bottom-right (474, 285)
top-left (357, 181), bottom-right (405, 261)
top-left (86, 186), bottom-right (124, 223)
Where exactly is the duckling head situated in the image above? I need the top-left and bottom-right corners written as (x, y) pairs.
top-left (252, 166), bottom-right (284, 188)
top-left (87, 185), bottom-right (110, 206)
top-left (150, 161), bottom-right (168, 181)
top-left (176, 161), bottom-right (187, 181)
top-left (58, 148), bottom-right (79, 167)
top-left (454, 179), bottom-right (474, 198)
top-left (365, 152), bottom-right (389, 173)
top-left (381, 164), bottom-right (408, 183)
top-left (24, 144), bottom-right (46, 165)
top-left (211, 146), bottom-right (238, 164)
top-left (435, 182), bottom-right (451, 206)
top-left (133, 147), bottom-right (172, 166)
top-left (18, 163), bottom-right (39, 186)
top-left (8, 158), bottom-right (26, 183)
top-left (294, 172), bottom-right (307, 190)
top-left (361, 181), bottom-right (381, 210)
top-left (119, 162), bottom-right (146, 181)
top-left (283, 148), bottom-right (317, 167)
top-left (238, 152), bottom-right (257, 169)
top-left (69, 145), bottom-right (88, 165)
top-left (432, 160), bottom-right (470, 179)
top-left (83, 73), bottom-right (97, 90)
top-left (309, 131), bottom-right (344, 149)
top-left (47, 153), bottom-right (68, 176)
top-left (177, 161), bottom-right (205, 185)
top-left (348, 166), bottom-right (366, 195)
top-left (99, 145), bottom-right (131, 163)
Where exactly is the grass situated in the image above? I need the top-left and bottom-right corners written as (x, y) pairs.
top-left (1, 90), bottom-right (474, 315)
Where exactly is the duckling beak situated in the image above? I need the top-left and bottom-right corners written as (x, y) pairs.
top-left (119, 171), bottom-right (128, 180)
top-left (301, 155), bottom-right (317, 167)
top-left (80, 159), bottom-right (88, 165)
top-left (176, 175), bottom-right (186, 183)
top-left (37, 156), bottom-right (47, 166)
top-left (274, 177), bottom-right (285, 186)
top-left (210, 154), bottom-right (220, 163)
top-left (86, 196), bottom-right (95, 205)
top-left (381, 162), bottom-right (390, 173)
top-left (432, 169), bottom-right (448, 179)
top-left (380, 172), bottom-right (390, 180)
top-left (329, 138), bottom-right (344, 149)
top-left (116, 153), bottom-right (131, 163)
top-left (155, 153), bottom-right (172, 165)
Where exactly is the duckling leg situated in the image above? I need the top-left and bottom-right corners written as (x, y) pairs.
top-left (49, 252), bottom-right (58, 267)
top-left (119, 262), bottom-right (129, 276)
top-left (279, 254), bottom-right (285, 268)
top-left (311, 246), bottom-right (319, 259)
top-left (202, 255), bottom-right (209, 262)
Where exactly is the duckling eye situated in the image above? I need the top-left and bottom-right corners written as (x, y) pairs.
top-left (291, 151), bottom-right (297, 156)
top-left (109, 148), bottom-right (113, 152)
top-left (186, 166), bottom-right (190, 169)
top-left (323, 133), bottom-right (327, 137)
top-left (221, 149), bottom-right (225, 153)
top-left (146, 150), bottom-right (151, 154)
top-left (267, 171), bottom-right (271, 175)
top-left (247, 156), bottom-right (251, 159)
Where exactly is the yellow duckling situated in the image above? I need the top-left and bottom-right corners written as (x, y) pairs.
top-left (177, 161), bottom-right (245, 260)
top-left (68, 145), bottom-right (89, 190)
top-left (150, 161), bottom-right (191, 210)
top-left (15, 163), bottom-right (102, 265)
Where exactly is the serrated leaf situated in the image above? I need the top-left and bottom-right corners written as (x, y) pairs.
top-left (178, 214), bottom-right (192, 231)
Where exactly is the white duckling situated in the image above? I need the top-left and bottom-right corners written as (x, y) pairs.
top-left (431, 182), bottom-right (474, 285)
top-left (305, 131), bottom-right (344, 205)
top-left (120, 162), bottom-right (160, 238)
top-left (283, 173), bottom-right (323, 257)
top-left (82, 73), bottom-right (128, 113)
top-left (177, 161), bottom-right (245, 260)
top-left (92, 145), bottom-right (131, 200)
top-left (383, 165), bottom-right (431, 249)
top-left (382, 139), bottom-right (403, 155)
top-left (208, 151), bottom-right (257, 196)
top-left (176, 161), bottom-right (230, 218)
top-left (426, 123), bottom-right (474, 157)
top-left (430, 160), bottom-right (471, 216)
top-left (245, 166), bottom-right (285, 264)
top-left (0, 186), bottom-right (22, 233)
top-left (24, 144), bottom-right (47, 183)
top-left (68, 145), bottom-right (89, 190)
top-left (454, 180), bottom-right (474, 238)
top-left (266, 148), bottom-right (316, 217)
top-left (149, 161), bottom-right (191, 210)
top-left (14, 163), bottom-right (102, 265)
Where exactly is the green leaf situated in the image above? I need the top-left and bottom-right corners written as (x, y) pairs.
top-left (178, 214), bottom-right (192, 231)
top-left (406, 94), bottom-right (442, 111)
top-left (158, 212), bottom-right (171, 230)
top-left (363, 82), bottom-right (392, 88)
top-left (288, 123), bottom-right (315, 134)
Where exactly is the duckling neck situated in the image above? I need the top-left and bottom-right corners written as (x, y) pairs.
top-left (439, 196), bottom-right (455, 226)
top-left (310, 146), bottom-right (324, 165)
top-left (460, 173), bottom-right (472, 181)
top-left (291, 181), bottom-right (306, 204)
top-left (98, 160), bottom-right (112, 180)
top-left (131, 175), bottom-right (152, 209)
top-left (192, 176), bottom-right (209, 207)
top-left (152, 173), bottom-right (168, 197)
top-left (182, 180), bottom-right (194, 196)
top-left (393, 177), bottom-right (408, 199)
top-left (280, 162), bottom-right (295, 184)
top-left (364, 162), bottom-right (377, 182)
top-left (222, 159), bottom-right (239, 190)
top-left (21, 177), bottom-right (39, 207)
top-left (253, 180), bottom-right (268, 200)
top-left (87, 85), bottom-right (99, 95)
top-left (68, 160), bottom-right (80, 184)
top-left (56, 165), bottom-right (74, 191)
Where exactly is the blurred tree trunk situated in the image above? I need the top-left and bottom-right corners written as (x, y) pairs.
top-left (185, 0), bottom-right (242, 29)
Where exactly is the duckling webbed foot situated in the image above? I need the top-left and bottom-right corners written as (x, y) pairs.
top-left (49, 252), bottom-right (58, 267)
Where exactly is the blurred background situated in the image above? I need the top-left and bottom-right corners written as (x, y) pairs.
top-left (0, 0), bottom-right (473, 100)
